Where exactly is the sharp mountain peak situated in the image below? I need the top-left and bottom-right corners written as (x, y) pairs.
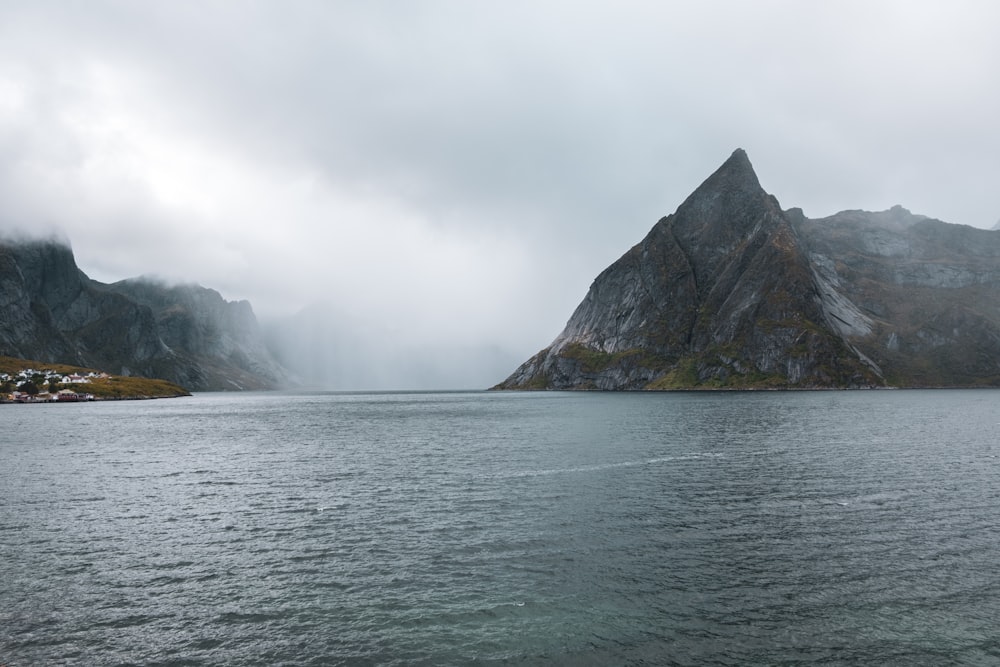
top-left (690, 147), bottom-right (762, 198)
top-left (494, 150), bottom-right (1000, 391)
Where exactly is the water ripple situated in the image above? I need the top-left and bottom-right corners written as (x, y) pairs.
top-left (3, 390), bottom-right (1000, 665)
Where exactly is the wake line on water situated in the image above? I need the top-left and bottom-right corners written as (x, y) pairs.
top-left (504, 452), bottom-right (724, 479)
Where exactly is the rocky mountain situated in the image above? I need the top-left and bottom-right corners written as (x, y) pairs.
top-left (495, 149), bottom-right (1000, 390)
top-left (0, 237), bottom-right (289, 390)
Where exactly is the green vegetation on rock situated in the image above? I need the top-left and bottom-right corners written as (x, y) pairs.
top-left (0, 355), bottom-right (190, 399)
top-left (67, 375), bottom-right (191, 400)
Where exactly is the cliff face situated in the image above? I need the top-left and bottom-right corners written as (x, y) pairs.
top-left (0, 238), bottom-right (289, 390)
top-left (495, 150), bottom-right (1000, 390)
top-left (798, 207), bottom-right (1000, 386)
top-left (107, 279), bottom-right (292, 390)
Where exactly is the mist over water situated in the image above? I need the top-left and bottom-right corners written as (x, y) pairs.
top-left (3, 389), bottom-right (1000, 665)
top-left (260, 304), bottom-right (522, 390)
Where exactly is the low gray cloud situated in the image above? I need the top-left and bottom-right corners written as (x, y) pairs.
top-left (2, 1), bottom-right (999, 388)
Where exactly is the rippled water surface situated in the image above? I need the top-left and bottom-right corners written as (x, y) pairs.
top-left (3, 389), bottom-right (1000, 665)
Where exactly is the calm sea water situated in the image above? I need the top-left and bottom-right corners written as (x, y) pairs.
top-left (2, 389), bottom-right (1000, 666)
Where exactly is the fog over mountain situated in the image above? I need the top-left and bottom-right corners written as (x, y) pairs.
top-left (0, 236), bottom-right (288, 390)
top-left (2, 2), bottom-right (999, 389)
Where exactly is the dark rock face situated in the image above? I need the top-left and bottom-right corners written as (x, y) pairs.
top-left (0, 238), bottom-right (289, 390)
top-left (106, 279), bottom-right (292, 390)
top-left (495, 150), bottom-right (1000, 390)
top-left (799, 207), bottom-right (1000, 387)
top-left (0, 240), bottom-right (165, 371)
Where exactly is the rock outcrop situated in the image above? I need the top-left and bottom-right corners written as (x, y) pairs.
top-left (494, 150), bottom-right (1000, 390)
top-left (798, 206), bottom-right (1000, 387)
top-left (107, 278), bottom-right (291, 390)
top-left (0, 237), bottom-right (289, 390)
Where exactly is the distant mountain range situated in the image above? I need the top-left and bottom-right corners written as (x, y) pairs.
top-left (0, 238), bottom-right (289, 390)
top-left (7, 150), bottom-right (1000, 392)
top-left (495, 149), bottom-right (1000, 390)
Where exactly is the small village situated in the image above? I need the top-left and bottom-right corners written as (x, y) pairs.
top-left (0, 367), bottom-right (107, 403)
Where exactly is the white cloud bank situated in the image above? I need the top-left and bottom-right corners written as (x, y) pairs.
top-left (2, 1), bottom-right (999, 388)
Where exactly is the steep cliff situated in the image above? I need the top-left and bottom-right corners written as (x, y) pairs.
top-left (495, 150), bottom-right (1000, 390)
top-left (0, 237), bottom-right (289, 390)
top-left (0, 240), bottom-right (166, 371)
top-left (108, 278), bottom-right (290, 390)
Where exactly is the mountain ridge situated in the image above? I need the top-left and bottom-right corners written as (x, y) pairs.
top-left (0, 237), bottom-right (290, 390)
top-left (494, 150), bottom-right (1000, 390)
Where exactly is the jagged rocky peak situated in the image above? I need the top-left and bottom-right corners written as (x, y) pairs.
top-left (495, 149), bottom-right (870, 390)
top-left (682, 148), bottom-right (761, 207)
top-left (672, 149), bottom-right (771, 240)
top-left (663, 149), bottom-right (793, 293)
top-left (492, 149), bottom-right (992, 391)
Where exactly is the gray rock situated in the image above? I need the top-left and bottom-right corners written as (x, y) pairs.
top-left (495, 150), bottom-right (1000, 390)
top-left (0, 237), bottom-right (290, 390)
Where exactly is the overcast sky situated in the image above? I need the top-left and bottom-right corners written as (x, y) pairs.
top-left (2, 1), bottom-right (999, 388)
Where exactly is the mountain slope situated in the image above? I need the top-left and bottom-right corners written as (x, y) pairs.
top-left (0, 237), bottom-right (289, 390)
top-left (108, 278), bottom-right (292, 390)
top-left (495, 150), bottom-right (999, 390)
top-left (798, 207), bottom-right (1000, 386)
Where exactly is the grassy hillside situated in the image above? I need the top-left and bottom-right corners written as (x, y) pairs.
top-left (0, 356), bottom-right (88, 375)
top-left (0, 356), bottom-right (191, 399)
top-left (66, 375), bottom-right (191, 399)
